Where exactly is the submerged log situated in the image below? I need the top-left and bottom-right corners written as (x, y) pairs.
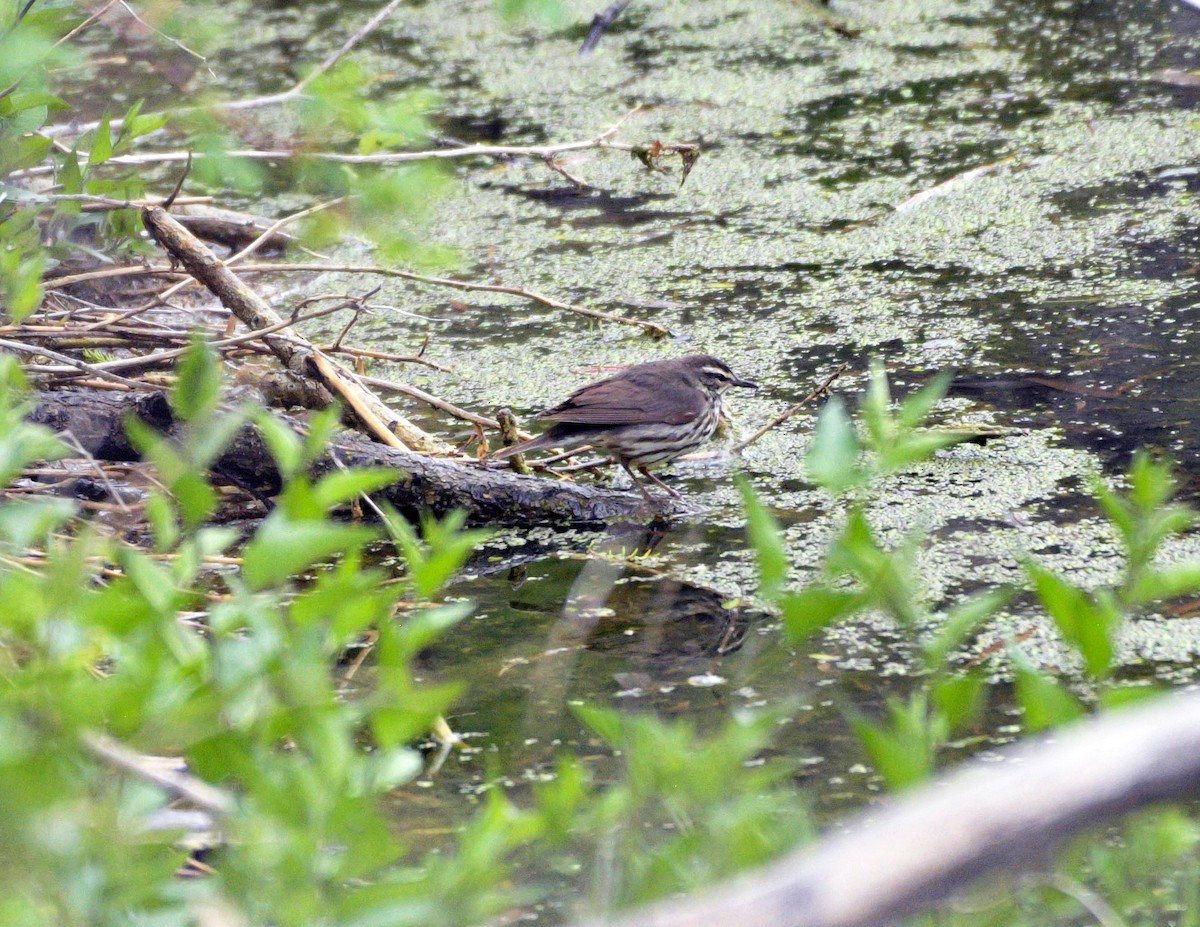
top-left (27, 388), bottom-right (676, 526)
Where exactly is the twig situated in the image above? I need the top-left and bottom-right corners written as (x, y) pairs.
top-left (44, 266), bottom-right (189, 290)
top-left (320, 345), bottom-right (451, 372)
top-left (358, 374), bottom-right (529, 436)
top-left (0, 337), bottom-right (149, 388)
top-left (30, 296), bottom-right (370, 377)
top-left (28, 193), bottom-right (213, 210)
top-left (895, 158), bottom-right (1015, 212)
top-left (1044, 874), bottom-right (1127, 927)
top-left (146, 207), bottom-right (456, 454)
top-left (116, 0), bottom-right (211, 69)
top-left (82, 731), bottom-right (234, 815)
top-left (232, 261), bottom-right (671, 337)
top-left (25, 106), bottom-right (651, 175)
top-left (41, 0), bottom-right (406, 139)
top-left (142, 197), bottom-right (345, 312)
top-left (161, 151), bottom-right (191, 210)
top-left (580, 0), bottom-right (634, 54)
top-left (732, 364), bottom-right (847, 454)
top-left (43, 259), bottom-right (668, 337)
top-left (55, 432), bottom-right (131, 512)
top-left (293, 0), bottom-right (405, 95)
top-left (52, 0), bottom-right (120, 48)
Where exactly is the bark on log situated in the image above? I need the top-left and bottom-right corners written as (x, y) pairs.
top-left (28, 388), bottom-right (670, 525)
top-left (140, 206), bottom-right (454, 456)
top-left (580, 689), bottom-right (1200, 927)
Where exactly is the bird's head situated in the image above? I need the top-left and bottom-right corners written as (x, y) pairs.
top-left (686, 355), bottom-right (758, 393)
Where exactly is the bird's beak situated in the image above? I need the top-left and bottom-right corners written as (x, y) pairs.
top-left (731, 376), bottom-right (758, 389)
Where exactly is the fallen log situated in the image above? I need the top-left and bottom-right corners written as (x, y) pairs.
top-left (579, 689), bottom-right (1200, 927)
top-left (28, 388), bottom-right (672, 525)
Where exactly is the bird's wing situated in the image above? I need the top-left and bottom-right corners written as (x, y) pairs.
top-left (538, 371), bottom-right (704, 426)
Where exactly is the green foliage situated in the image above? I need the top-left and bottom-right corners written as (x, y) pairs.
top-left (0, 346), bottom-right (824, 926)
top-left (743, 362), bottom-right (1200, 921)
top-left (805, 363), bottom-right (964, 498)
top-left (753, 363), bottom-right (1200, 793)
top-left (569, 705), bottom-right (812, 909)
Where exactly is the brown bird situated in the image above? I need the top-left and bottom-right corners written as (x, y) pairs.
top-left (493, 355), bottom-right (757, 502)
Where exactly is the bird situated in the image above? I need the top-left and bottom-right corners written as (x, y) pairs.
top-left (492, 355), bottom-right (757, 502)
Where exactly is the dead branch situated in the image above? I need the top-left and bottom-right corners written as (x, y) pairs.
top-left (140, 206), bottom-right (454, 455)
top-left (733, 364), bottom-right (848, 454)
top-left (83, 731), bottom-right (234, 815)
top-left (42, 0), bottom-right (406, 139)
top-left (578, 689), bottom-right (1200, 927)
top-left (43, 258), bottom-right (668, 337)
top-left (0, 337), bottom-right (149, 389)
top-left (231, 261), bottom-right (672, 337)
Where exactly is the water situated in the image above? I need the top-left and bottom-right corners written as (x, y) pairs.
top-left (59, 0), bottom-right (1200, 885)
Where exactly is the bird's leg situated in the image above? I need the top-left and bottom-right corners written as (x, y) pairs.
top-left (620, 461), bottom-right (657, 504)
top-left (639, 466), bottom-right (682, 499)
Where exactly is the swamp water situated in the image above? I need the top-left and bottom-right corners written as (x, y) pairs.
top-left (74, 0), bottom-right (1200, 912)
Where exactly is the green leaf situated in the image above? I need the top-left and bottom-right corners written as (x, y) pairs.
top-left (242, 515), bottom-right (375, 590)
top-left (923, 588), bottom-right (1011, 668)
top-left (1099, 683), bottom-right (1162, 711)
top-left (1014, 663), bottom-right (1084, 732)
top-left (170, 336), bottom-right (222, 422)
top-left (87, 112), bottom-right (112, 167)
top-left (849, 695), bottom-right (939, 790)
top-left (806, 397), bottom-right (862, 495)
top-left (390, 601), bottom-right (473, 658)
top-left (253, 410), bottom-right (303, 478)
top-left (572, 703), bottom-right (624, 746)
top-left (1027, 561), bottom-right (1114, 679)
top-left (878, 430), bottom-right (967, 472)
top-left (860, 359), bottom-right (892, 449)
top-left (1132, 561), bottom-right (1200, 604)
top-left (313, 468), bottom-right (401, 511)
top-left (0, 134), bottom-right (51, 175)
top-left (59, 150), bottom-right (83, 201)
top-left (171, 470), bottom-right (218, 530)
top-left (737, 477), bottom-right (789, 601)
top-left (0, 497), bottom-right (76, 549)
top-left (897, 370), bottom-right (953, 429)
top-left (778, 587), bottom-right (864, 642)
top-left (931, 674), bottom-right (985, 732)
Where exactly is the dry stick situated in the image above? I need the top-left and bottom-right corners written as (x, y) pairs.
top-left (582, 688), bottom-right (1200, 927)
top-left (42, 0), bottom-right (407, 139)
top-left (0, 337), bottom-right (147, 388)
top-left (82, 731), bottom-right (234, 815)
top-left (37, 193), bottom-right (214, 210)
top-left (22, 108), bottom-right (669, 202)
top-left (140, 206), bottom-right (454, 455)
top-left (321, 345), bottom-right (451, 373)
top-left (894, 158), bottom-right (1015, 213)
top-left (732, 364), bottom-right (848, 454)
top-left (35, 105), bottom-right (646, 172)
top-left (232, 262), bottom-right (671, 337)
top-left (132, 197), bottom-right (346, 317)
top-left (115, 0), bottom-right (210, 69)
top-left (52, 0), bottom-right (120, 48)
top-left (43, 260), bottom-right (667, 337)
top-left (25, 302), bottom-right (357, 378)
top-left (44, 266), bottom-right (189, 290)
top-left (358, 373), bottom-right (532, 438)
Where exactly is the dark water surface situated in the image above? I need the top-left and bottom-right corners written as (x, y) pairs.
top-left (67, 0), bottom-right (1200, 905)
